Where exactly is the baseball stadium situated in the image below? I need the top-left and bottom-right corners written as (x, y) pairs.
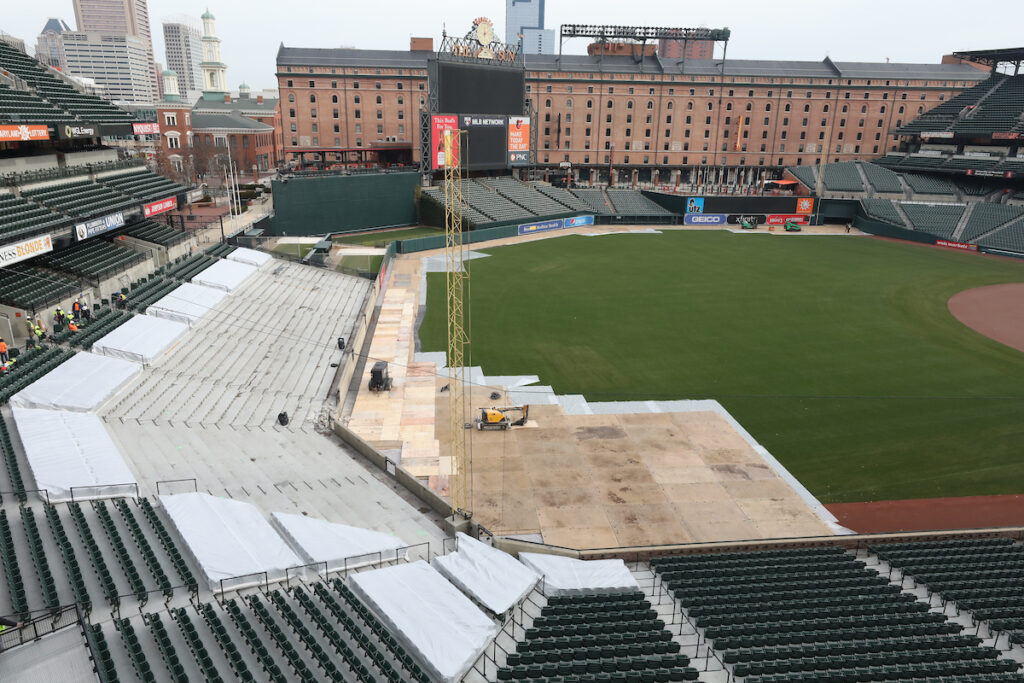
top-left (0, 14), bottom-right (1023, 683)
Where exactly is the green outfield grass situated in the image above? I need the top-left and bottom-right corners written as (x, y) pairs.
top-left (332, 226), bottom-right (442, 246)
top-left (272, 242), bottom-right (314, 259)
top-left (419, 232), bottom-right (1024, 503)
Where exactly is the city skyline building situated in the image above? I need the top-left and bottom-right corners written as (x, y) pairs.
top-left (61, 31), bottom-right (155, 102)
top-left (35, 18), bottom-right (72, 70)
top-left (505, 0), bottom-right (554, 54)
top-left (72, 0), bottom-right (157, 100)
top-left (162, 16), bottom-right (203, 102)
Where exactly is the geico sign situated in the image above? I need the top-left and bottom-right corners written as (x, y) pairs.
top-left (684, 213), bottom-right (727, 225)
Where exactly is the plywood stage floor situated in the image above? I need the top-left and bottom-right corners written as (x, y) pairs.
top-left (435, 384), bottom-right (834, 550)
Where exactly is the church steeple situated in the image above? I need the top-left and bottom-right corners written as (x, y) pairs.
top-left (200, 8), bottom-right (228, 101)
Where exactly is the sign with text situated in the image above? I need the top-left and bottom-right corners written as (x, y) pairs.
top-left (795, 197), bottom-right (815, 214)
top-left (563, 215), bottom-right (594, 228)
top-left (143, 196), bottom-right (177, 218)
top-left (518, 219), bottom-right (562, 236)
top-left (132, 122), bottom-right (161, 135)
top-left (767, 214), bottom-right (810, 225)
top-left (992, 132), bottom-right (1020, 140)
top-left (58, 123), bottom-right (99, 139)
top-left (726, 214), bottom-right (767, 225)
top-left (684, 213), bottom-right (727, 225)
top-left (0, 234), bottom-right (52, 266)
top-left (430, 115), bottom-right (460, 170)
top-left (685, 197), bottom-right (705, 213)
top-left (74, 211), bottom-right (125, 240)
top-left (0, 124), bottom-right (49, 142)
top-left (921, 131), bottom-right (954, 139)
top-left (936, 239), bottom-right (978, 251)
top-left (507, 115), bottom-right (530, 165)
top-left (966, 169), bottom-right (1014, 178)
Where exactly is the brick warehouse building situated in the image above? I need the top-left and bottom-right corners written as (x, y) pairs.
top-left (276, 36), bottom-right (990, 182)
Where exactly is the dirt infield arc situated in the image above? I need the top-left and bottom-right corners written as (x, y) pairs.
top-left (948, 282), bottom-right (1024, 354)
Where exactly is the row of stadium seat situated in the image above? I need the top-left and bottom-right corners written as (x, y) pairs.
top-left (952, 76), bottom-right (1024, 136)
top-left (654, 546), bottom-right (1019, 681)
top-left (871, 538), bottom-right (1024, 634)
top-left (876, 153), bottom-right (1024, 175)
top-left (0, 263), bottom-right (79, 310)
top-left (499, 590), bottom-right (700, 682)
top-left (117, 219), bottom-right (190, 247)
top-left (99, 169), bottom-right (188, 201)
top-left (896, 75), bottom-right (1005, 135)
top-left (36, 239), bottom-right (144, 280)
top-left (0, 193), bottom-right (69, 241)
top-left (0, 84), bottom-right (76, 124)
top-left (0, 498), bottom-right (198, 620)
top-left (0, 41), bottom-right (135, 124)
top-left (22, 178), bottom-right (137, 219)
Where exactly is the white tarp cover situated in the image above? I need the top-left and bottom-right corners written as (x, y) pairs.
top-left (90, 314), bottom-right (188, 365)
top-left (270, 512), bottom-right (407, 571)
top-left (146, 282), bottom-right (228, 327)
top-left (12, 407), bottom-right (136, 502)
top-left (518, 553), bottom-right (639, 596)
top-left (433, 533), bottom-right (539, 614)
top-left (158, 492), bottom-right (302, 591)
top-left (349, 561), bottom-right (497, 683)
top-left (226, 247), bottom-right (273, 268)
top-left (190, 259), bottom-right (257, 293)
top-left (10, 351), bottom-right (141, 412)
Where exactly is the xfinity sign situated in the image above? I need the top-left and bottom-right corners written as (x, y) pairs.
top-left (684, 213), bottom-right (727, 225)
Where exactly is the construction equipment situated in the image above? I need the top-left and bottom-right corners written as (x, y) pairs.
top-left (475, 406), bottom-right (529, 431)
top-left (368, 361), bottom-right (393, 392)
top-left (740, 219), bottom-right (757, 230)
top-left (784, 220), bottom-right (802, 232)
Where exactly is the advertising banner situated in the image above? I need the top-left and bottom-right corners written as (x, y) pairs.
top-left (767, 214), bottom-right (810, 225)
top-left (795, 197), bottom-right (815, 214)
top-left (143, 196), bottom-right (177, 218)
top-left (132, 122), bottom-right (161, 135)
top-left (966, 169), bottom-right (1014, 178)
top-left (726, 214), bottom-right (767, 225)
top-left (936, 239), bottom-right (978, 251)
top-left (0, 124), bottom-right (49, 142)
top-left (0, 234), bottom-right (53, 267)
top-left (684, 213), bottom-right (727, 226)
top-left (507, 116), bottom-right (530, 165)
top-left (992, 132), bottom-right (1020, 140)
top-left (518, 219), bottom-right (562, 236)
top-left (921, 131), bottom-right (954, 139)
top-left (685, 197), bottom-right (705, 213)
top-left (430, 115), bottom-right (460, 170)
top-left (74, 211), bottom-right (125, 240)
top-left (58, 123), bottom-right (99, 139)
top-left (563, 215), bottom-right (595, 228)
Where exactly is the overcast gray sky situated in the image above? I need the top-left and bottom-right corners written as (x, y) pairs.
top-left (3, 0), bottom-right (1022, 91)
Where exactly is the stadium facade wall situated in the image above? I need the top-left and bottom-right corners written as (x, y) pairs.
top-left (268, 172), bottom-right (419, 236)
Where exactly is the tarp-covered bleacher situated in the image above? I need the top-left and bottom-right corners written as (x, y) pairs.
top-left (270, 512), bottom-right (408, 571)
top-left (146, 282), bottom-right (228, 326)
top-left (90, 314), bottom-right (188, 365)
top-left (433, 532), bottom-right (539, 614)
top-left (10, 351), bottom-right (141, 412)
top-left (13, 407), bottom-right (137, 502)
top-left (189, 259), bottom-right (258, 293)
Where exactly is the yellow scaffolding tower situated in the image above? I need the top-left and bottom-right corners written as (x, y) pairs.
top-left (443, 129), bottom-right (471, 518)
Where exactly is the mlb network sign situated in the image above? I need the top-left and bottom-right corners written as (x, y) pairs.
top-left (684, 213), bottom-right (727, 225)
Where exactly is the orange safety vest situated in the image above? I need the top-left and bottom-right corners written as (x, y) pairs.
top-left (0, 342), bottom-right (7, 353)
top-left (68, 322), bottom-right (78, 332)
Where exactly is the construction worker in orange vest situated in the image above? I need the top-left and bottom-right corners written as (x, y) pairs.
top-left (0, 338), bottom-right (8, 364)
top-left (72, 299), bottom-right (82, 320)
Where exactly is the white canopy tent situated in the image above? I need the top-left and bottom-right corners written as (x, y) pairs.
top-left (13, 407), bottom-right (137, 502)
top-left (270, 512), bottom-right (408, 572)
top-left (190, 259), bottom-right (258, 293)
top-left (10, 352), bottom-right (141, 412)
top-left (158, 493), bottom-right (302, 591)
top-left (90, 315), bottom-right (189, 365)
top-left (146, 282), bottom-right (228, 327)
top-left (432, 533), bottom-right (539, 614)
top-left (349, 561), bottom-right (497, 683)
top-left (226, 247), bottom-right (273, 268)
top-left (517, 553), bottom-right (640, 596)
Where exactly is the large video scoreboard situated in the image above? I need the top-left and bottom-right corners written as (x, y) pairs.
top-left (427, 51), bottom-right (530, 171)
